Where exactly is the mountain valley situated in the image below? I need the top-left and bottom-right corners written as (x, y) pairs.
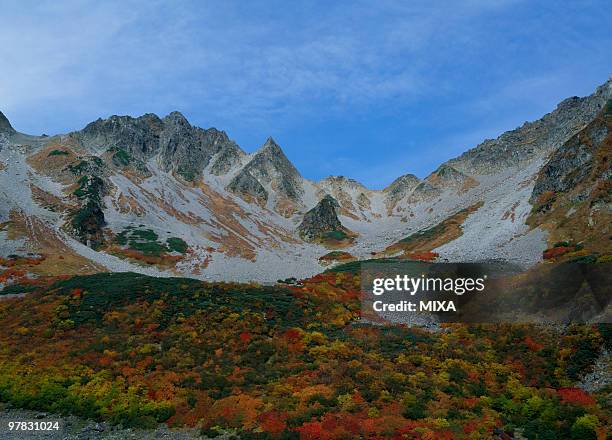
top-left (1, 79), bottom-right (611, 284)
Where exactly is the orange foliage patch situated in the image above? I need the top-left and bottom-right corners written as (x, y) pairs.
top-left (258, 412), bottom-right (288, 437)
top-left (0, 255), bottom-right (45, 268)
top-left (30, 184), bottom-right (72, 213)
top-left (383, 202), bottom-right (483, 257)
top-left (0, 267), bottom-right (28, 284)
top-left (318, 251), bottom-right (355, 263)
top-left (207, 394), bottom-right (264, 430)
top-left (6, 210), bottom-right (103, 276)
top-left (557, 388), bottom-right (596, 406)
top-left (524, 336), bottom-right (544, 352)
top-left (107, 246), bottom-right (183, 268)
top-left (0, 254), bottom-right (47, 285)
top-left (543, 246), bottom-right (574, 260)
top-left (403, 251), bottom-right (439, 262)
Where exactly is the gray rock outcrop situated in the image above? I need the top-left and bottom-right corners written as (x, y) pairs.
top-left (425, 164), bottom-right (477, 190)
top-left (0, 111), bottom-right (15, 135)
top-left (531, 103), bottom-right (611, 205)
top-left (408, 181), bottom-right (442, 202)
top-left (157, 112), bottom-right (240, 181)
top-left (297, 195), bottom-right (343, 241)
top-left (227, 169), bottom-right (269, 202)
top-left (78, 113), bottom-right (164, 159)
top-left (209, 142), bottom-right (245, 175)
top-left (384, 173), bottom-right (420, 207)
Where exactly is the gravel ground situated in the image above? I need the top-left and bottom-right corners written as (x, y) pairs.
top-left (0, 407), bottom-right (208, 440)
top-left (579, 348), bottom-right (612, 394)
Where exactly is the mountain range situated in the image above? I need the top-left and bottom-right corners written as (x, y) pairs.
top-left (0, 78), bottom-right (610, 283)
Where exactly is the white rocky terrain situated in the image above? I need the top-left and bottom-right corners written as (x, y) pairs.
top-left (0, 77), bottom-right (610, 282)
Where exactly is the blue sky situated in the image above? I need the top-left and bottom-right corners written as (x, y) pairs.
top-left (1, 0), bottom-right (611, 188)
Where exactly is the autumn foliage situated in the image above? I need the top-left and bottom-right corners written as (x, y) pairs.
top-left (0, 270), bottom-right (608, 438)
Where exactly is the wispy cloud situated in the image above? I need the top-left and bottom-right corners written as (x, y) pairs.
top-left (0, 0), bottom-right (527, 124)
top-left (0, 0), bottom-right (610, 187)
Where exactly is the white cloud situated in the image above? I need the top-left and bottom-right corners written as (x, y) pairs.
top-left (0, 0), bottom-right (526, 126)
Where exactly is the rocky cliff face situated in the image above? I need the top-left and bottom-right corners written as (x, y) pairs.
top-left (208, 142), bottom-right (245, 175)
top-left (447, 78), bottom-right (612, 174)
top-left (297, 195), bottom-right (343, 241)
top-left (0, 111), bottom-right (15, 135)
top-left (528, 102), bottom-right (611, 252)
top-left (226, 169), bottom-right (269, 203)
top-left (77, 112), bottom-right (242, 181)
top-left (531, 119), bottom-right (608, 202)
top-left (157, 112), bottom-right (240, 181)
top-left (77, 113), bottom-right (164, 159)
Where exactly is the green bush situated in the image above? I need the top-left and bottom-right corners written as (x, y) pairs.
top-left (113, 228), bottom-right (190, 257)
top-left (129, 240), bottom-right (168, 256)
top-left (324, 230), bottom-right (348, 241)
top-left (47, 272), bottom-right (309, 329)
top-left (571, 414), bottom-right (598, 439)
top-left (166, 237), bottom-right (188, 254)
top-left (73, 176), bottom-right (104, 202)
top-left (0, 284), bottom-right (40, 296)
top-left (48, 149), bottom-right (69, 156)
top-left (130, 228), bottom-right (158, 242)
top-left (567, 255), bottom-right (597, 264)
top-left (110, 147), bottom-right (132, 166)
top-left (115, 230), bottom-right (129, 246)
top-left (553, 241), bottom-right (571, 248)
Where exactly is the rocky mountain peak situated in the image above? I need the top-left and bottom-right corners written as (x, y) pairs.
top-left (227, 137), bottom-right (304, 205)
top-left (251, 137), bottom-right (293, 165)
top-left (252, 137), bottom-right (296, 168)
top-left (321, 175), bottom-right (367, 190)
top-left (434, 164), bottom-right (461, 176)
top-left (261, 136), bottom-right (281, 151)
top-left (158, 113), bottom-right (238, 181)
top-left (76, 111), bottom-right (240, 181)
top-left (384, 173), bottom-right (420, 194)
top-left (408, 181), bottom-right (442, 203)
top-left (0, 111), bottom-right (15, 134)
top-left (384, 173), bottom-right (421, 210)
top-left (163, 111), bottom-right (191, 128)
top-left (78, 113), bottom-right (164, 159)
top-left (317, 194), bottom-right (339, 207)
top-left (426, 164), bottom-right (477, 190)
